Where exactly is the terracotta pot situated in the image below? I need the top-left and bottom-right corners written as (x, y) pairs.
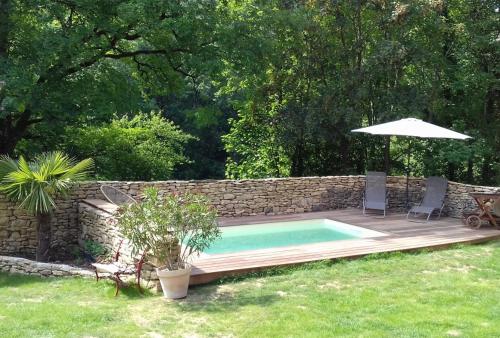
top-left (156, 263), bottom-right (192, 299)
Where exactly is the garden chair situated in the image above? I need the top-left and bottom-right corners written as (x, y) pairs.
top-left (91, 239), bottom-right (146, 296)
top-left (363, 171), bottom-right (388, 217)
top-left (100, 185), bottom-right (137, 206)
top-left (493, 198), bottom-right (500, 218)
top-left (407, 176), bottom-right (448, 222)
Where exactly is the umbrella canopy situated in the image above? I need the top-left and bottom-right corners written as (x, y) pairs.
top-left (352, 118), bottom-right (471, 140)
top-left (352, 117), bottom-right (471, 209)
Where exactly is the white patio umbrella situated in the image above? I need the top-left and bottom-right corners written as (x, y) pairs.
top-left (352, 118), bottom-right (471, 208)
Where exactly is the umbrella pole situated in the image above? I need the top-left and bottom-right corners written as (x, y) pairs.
top-left (406, 139), bottom-right (411, 210)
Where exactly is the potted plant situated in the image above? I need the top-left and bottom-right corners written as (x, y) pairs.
top-left (118, 187), bottom-right (220, 299)
top-left (0, 152), bottom-right (93, 262)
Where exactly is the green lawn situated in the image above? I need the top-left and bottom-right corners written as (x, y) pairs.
top-left (1, 242), bottom-right (499, 338)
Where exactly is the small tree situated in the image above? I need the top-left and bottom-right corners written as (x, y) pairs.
top-left (117, 188), bottom-right (220, 270)
top-left (0, 152), bottom-right (93, 262)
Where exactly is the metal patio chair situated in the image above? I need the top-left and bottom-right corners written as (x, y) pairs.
top-left (407, 176), bottom-right (448, 222)
top-left (363, 171), bottom-right (388, 217)
top-left (100, 185), bottom-right (137, 206)
top-left (91, 239), bottom-right (146, 296)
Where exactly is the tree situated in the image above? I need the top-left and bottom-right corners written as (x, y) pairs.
top-left (220, 0), bottom-right (499, 184)
top-left (65, 112), bottom-right (193, 180)
top-left (0, 152), bottom-right (93, 261)
top-left (2, 0), bottom-right (497, 184)
top-left (0, 0), bottom-right (219, 154)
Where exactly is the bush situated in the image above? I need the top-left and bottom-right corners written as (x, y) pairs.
top-left (117, 188), bottom-right (220, 269)
top-left (83, 240), bottom-right (108, 259)
top-left (65, 112), bottom-right (195, 180)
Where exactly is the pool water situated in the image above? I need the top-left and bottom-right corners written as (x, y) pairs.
top-left (204, 219), bottom-right (385, 255)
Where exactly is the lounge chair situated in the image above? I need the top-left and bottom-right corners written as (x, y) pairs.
top-left (363, 171), bottom-right (388, 217)
top-left (407, 176), bottom-right (448, 222)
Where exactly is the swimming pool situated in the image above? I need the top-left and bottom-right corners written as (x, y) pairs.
top-left (204, 218), bottom-right (386, 255)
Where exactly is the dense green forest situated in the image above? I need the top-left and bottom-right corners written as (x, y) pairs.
top-left (0, 1), bottom-right (498, 184)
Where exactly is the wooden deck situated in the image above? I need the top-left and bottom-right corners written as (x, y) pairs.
top-left (190, 209), bottom-right (500, 285)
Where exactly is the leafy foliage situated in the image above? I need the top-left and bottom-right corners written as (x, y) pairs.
top-left (65, 112), bottom-right (194, 180)
top-left (117, 188), bottom-right (220, 269)
top-left (83, 240), bottom-right (108, 260)
top-left (0, 151), bottom-right (93, 214)
top-left (0, 0), bottom-right (219, 153)
top-left (1, 0), bottom-right (498, 185)
top-left (220, 0), bottom-right (499, 184)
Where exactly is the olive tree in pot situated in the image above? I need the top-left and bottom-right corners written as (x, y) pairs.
top-left (118, 188), bottom-right (220, 299)
top-left (0, 152), bottom-right (93, 262)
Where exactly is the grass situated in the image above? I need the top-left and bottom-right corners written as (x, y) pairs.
top-left (1, 242), bottom-right (499, 338)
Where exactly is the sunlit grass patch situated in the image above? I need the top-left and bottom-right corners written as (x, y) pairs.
top-left (1, 242), bottom-right (499, 337)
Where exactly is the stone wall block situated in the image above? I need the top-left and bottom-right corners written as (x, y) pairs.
top-left (1, 176), bottom-right (499, 256)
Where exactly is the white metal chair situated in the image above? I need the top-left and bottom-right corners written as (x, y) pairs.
top-left (100, 185), bottom-right (137, 206)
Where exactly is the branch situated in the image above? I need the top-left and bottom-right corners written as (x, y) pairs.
top-left (106, 48), bottom-right (196, 79)
top-left (104, 49), bottom-right (168, 59)
top-left (167, 59), bottom-right (194, 79)
top-left (105, 45), bottom-right (193, 59)
top-left (27, 117), bottom-right (43, 125)
top-left (132, 56), bottom-right (154, 79)
top-left (38, 54), bottom-right (103, 84)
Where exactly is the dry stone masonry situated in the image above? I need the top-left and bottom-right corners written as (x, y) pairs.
top-left (1, 176), bottom-right (498, 259)
top-left (0, 255), bottom-right (94, 277)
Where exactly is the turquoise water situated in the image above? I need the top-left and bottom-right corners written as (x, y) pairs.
top-left (204, 219), bottom-right (371, 255)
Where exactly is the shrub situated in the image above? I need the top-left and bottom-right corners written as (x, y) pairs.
top-left (66, 112), bottom-right (195, 180)
top-left (117, 188), bottom-right (220, 269)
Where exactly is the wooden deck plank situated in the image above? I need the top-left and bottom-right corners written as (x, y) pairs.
top-left (189, 209), bottom-right (500, 285)
top-left (192, 235), bottom-right (495, 270)
top-left (192, 231), bottom-right (495, 266)
top-left (192, 228), bottom-right (495, 264)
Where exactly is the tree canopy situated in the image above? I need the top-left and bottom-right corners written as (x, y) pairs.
top-left (1, 0), bottom-right (498, 185)
top-left (0, 0), bottom-right (218, 152)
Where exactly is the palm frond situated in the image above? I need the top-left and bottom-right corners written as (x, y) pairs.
top-left (0, 152), bottom-right (94, 214)
top-left (60, 158), bottom-right (94, 182)
top-left (0, 156), bottom-right (19, 179)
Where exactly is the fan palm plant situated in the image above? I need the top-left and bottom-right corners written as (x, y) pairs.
top-left (0, 152), bottom-right (93, 261)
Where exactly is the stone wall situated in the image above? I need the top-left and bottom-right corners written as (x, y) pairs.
top-left (0, 196), bottom-right (81, 257)
top-left (1, 176), bottom-right (498, 257)
top-left (444, 181), bottom-right (499, 217)
top-left (0, 255), bottom-right (94, 278)
top-left (78, 201), bottom-right (135, 262)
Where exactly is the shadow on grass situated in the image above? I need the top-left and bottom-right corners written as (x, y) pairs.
top-left (0, 272), bottom-right (154, 300)
top-left (0, 272), bottom-right (54, 288)
top-left (117, 283), bottom-right (154, 299)
top-left (172, 284), bottom-right (280, 314)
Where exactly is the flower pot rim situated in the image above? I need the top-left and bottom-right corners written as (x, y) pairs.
top-left (156, 262), bottom-right (192, 272)
top-left (156, 263), bottom-right (192, 279)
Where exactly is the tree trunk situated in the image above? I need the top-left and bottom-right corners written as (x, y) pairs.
top-left (447, 162), bottom-right (456, 182)
top-left (36, 213), bottom-right (52, 262)
top-left (466, 158), bottom-right (474, 184)
top-left (0, 126), bottom-right (21, 154)
top-left (291, 141), bottom-right (305, 177)
top-left (0, 0), bottom-right (10, 57)
top-left (384, 136), bottom-right (391, 174)
top-left (481, 155), bottom-right (493, 185)
top-left (0, 120), bottom-right (26, 155)
top-left (0, 111), bottom-right (36, 155)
